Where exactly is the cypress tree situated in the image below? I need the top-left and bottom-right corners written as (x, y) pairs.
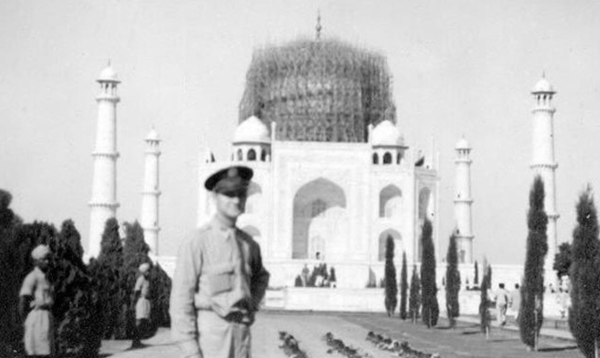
top-left (569, 187), bottom-right (600, 358)
top-left (474, 260), bottom-right (479, 286)
top-left (408, 265), bottom-right (421, 324)
top-left (445, 233), bottom-right (461, 327)
top-left (149, 263), bottom-right (172, 329)
top-left (420, 218), bottom-right (439, 328)
top-left (120, 221), bottom-right (151, 338)
top-left (553, 242), bottom-right (572, 279)
top-left (50, 220), bottom-right (102, 356)
top-left (0, 190), bottom-right (22, 354)
top-left (384, 235), bottom-right (398, 316)
top-left (399, 252), bottom-right (408, 320)
top-left (479, 261), bottom-right (492, 336)
top-left (88, 217), bottom-right (123, 339)
top-left (519, 176), bottom-right (548, 350)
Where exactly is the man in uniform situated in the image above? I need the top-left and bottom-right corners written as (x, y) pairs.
top-left (170, 165), bottom-right (270, 358)
top-left (131, 262), bottom-right (151, 349)
top-left (19, 244), bottom-right (55, 357)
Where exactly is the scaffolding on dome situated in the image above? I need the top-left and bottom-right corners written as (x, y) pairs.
top-left (238, 38), bottom-right (397, 143)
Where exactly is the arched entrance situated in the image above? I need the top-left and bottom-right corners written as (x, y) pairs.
top-left (416, 187), bottom-right (434, 262)
top-left (292, 178), bottom-right (347, 260)
top-left (378, 229), bottom-right (403, 261)
top-left (379, 184), bottom-right (402, 218)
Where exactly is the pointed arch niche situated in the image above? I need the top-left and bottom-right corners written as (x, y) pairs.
top-left (292, 178), bottom-right (347, 260)
top-left (416, 187), bottom-right (434, 262)
top-left (379, 184), bottom-right (402, 218)
top-left (378, 229), bottom-right (403, 261)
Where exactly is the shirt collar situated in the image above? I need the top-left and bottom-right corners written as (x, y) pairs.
top-left (211, 216), bottom-right (236, 237)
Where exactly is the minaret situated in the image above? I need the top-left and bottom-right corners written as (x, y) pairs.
top-left (530, 75), bottom-right (559, 270)
top-left (454, 137), bottom-right (474, 264)
top-left (141, 127), bottom-right (161, 255)
top-left (88, 63), bottom-right (120, 257)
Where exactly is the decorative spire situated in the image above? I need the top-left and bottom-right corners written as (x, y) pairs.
top-left (316, 11), bottom-right (322, 40)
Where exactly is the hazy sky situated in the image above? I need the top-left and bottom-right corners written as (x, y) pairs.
top-left (1, 0), bottom-right (600, 264)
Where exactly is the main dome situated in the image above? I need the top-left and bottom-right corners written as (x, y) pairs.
top-left (238, 38), bottom-right (396, 143)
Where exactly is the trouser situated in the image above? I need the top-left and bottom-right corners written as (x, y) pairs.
top-left (496, 304), bottom-right (507, 325)
top-left (132, 318), bottom-right (149, 345)
top-left (24, 309), bottom-right (54, 356)
top-left (197, 310), bottom-right (251, 358)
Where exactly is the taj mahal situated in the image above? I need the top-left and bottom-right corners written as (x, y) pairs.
top-left (86, 25), bottom-right (560, 311)
top-left (196, 34), bottom-right (445, 289)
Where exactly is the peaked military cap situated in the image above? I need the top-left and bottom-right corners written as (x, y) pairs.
top-left (204, 165), bottom-right (253, 194)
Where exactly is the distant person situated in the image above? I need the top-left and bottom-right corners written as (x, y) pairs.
top-left (131, 262), bottom-right (151, 349)
top-left (19, 245), bottom-right (54, 357)
top-left (557, 286), bottom-right (570, 319)
top-left (329, 267), bottom-right (337, 288)
top-left (510, 283), bottom-right (521, 322)
top-left (170, 165), bottom-right (270, 358)
top-left (301, 264), bottom-right (310, 287)
top-left (493, 283), bottom-right (511, 326)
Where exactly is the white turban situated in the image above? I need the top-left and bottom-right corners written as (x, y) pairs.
top-left (139, 263), bottom-right (151, 273)
top-left (31, 244), bottom-right (50, 260)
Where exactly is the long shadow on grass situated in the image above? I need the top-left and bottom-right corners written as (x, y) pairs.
top-left (461, 330), bottom-right (483, 336)
top-left (537, 345), bottom-right (579, 353)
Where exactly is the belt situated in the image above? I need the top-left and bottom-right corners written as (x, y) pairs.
top-left (33, 306), bottom-right (51, 311)
top-left (224, 311), bottom-right (252, 324)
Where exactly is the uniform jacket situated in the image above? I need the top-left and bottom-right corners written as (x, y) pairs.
top-left (170, 219), bottom-right (270, 357)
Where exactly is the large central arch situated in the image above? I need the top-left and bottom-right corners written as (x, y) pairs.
top-left (292, 178), bottom-right (347, 259)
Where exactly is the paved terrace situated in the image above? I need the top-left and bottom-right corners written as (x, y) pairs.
top-left (101, 311), bottom-right (581, 358)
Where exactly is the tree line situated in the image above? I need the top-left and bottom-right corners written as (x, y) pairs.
top-left (0, 189), bottom-right (171, 357)
top-left (381, 175), bottom-right (600, 358)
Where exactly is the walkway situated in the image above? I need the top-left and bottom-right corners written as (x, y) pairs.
top-left (101, 311), bottom-right (581, 358)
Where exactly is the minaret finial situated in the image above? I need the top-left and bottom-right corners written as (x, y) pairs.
top-left (107, 59), bottom-right (111, 67)
top-left (542, 70), bottom-right (546, 78)
top-left (316, 10), bottom-right (322, 40)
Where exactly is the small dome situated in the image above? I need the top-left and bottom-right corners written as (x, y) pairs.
top-left (146, 128), bottom-right (160, 141)
top-left (234, 116), bottom-right (270, 144)
top-left (455, 137), bottom-right (470, 150)
top-left (371, 120), bottom-right (402, 146)
top-left (98, 65), bottom-right (119, 82)
top-left (532, 77), bottom-right (555, 93)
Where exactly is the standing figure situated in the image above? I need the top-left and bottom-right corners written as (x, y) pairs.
top-left (170, 165), bottom-right (270, 358)
top-left (493, 283), bottom-right (511, 326)
top-left (19, 245), bottom-right (54, 357)
top-left (510, 283), bottom-right (521, 322)
top-left (301, 264), bottom-right (310, 287)
top-left (131, 262), bottom-right (151, 349)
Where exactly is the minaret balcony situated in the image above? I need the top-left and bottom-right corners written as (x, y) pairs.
top-left (142, 189), bottom-right (162, 196)
top-left (453, 198), bottom-right (474, 204)
top-left (92, 152), bottom-right (120, 159)
top-left (529, 162), bottom-right (558, 169)
top-left (531, 106), bottom-right (556, 114)
top-left (88, 201), bottom-right (120, 208)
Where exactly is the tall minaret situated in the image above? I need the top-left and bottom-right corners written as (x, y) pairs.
top-left (531, 75), bottom-right (559, 270)
top-left (89, 63), bottom-right (120, 257)
top-left (454, 137), bottom-right (474, 264)
top-left (141, 127), bottom-right (161, 255)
